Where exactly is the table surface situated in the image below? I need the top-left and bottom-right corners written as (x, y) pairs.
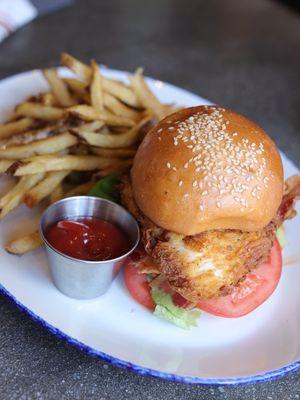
top-left (0, 0), bottom-right (299, 398)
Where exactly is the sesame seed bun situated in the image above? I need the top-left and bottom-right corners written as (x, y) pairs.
top-left (131, 106), bottom-right (283, 235)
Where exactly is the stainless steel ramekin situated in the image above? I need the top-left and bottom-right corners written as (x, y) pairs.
top-left (40, 196), bottom-right (140, 300)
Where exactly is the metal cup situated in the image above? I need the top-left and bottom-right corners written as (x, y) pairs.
top-left (40, 196), bottom-right (140, 300)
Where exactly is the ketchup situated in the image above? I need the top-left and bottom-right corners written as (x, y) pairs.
top-left (46, 217), bottom-right (130, 261)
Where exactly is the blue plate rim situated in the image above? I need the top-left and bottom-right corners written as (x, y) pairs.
top-left (0, 282), bottom-right (299, 386)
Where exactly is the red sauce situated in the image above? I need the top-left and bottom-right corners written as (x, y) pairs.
top-left (46, 217), bottom-right (130, 261)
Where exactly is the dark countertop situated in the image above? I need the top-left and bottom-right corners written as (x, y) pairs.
top-left (0, 0), bottom-right (299, 398)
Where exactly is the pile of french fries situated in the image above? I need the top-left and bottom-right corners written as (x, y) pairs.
top-left (0, 53), bottom-right (175, 255)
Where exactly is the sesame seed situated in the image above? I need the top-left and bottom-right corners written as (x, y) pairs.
top-left (166, 107), bottom-right (266, 196)
top-left (179, 180), bottom-right (183, 186)
top-left (217, 201), bottom-right (221, 208)
top-left (166, 162), bottom-right (171, 169)
top-left (199, 205), bottom-right (204, 211)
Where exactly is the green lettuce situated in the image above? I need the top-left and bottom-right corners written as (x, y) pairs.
top-left (276, 225), bottom-right (286, 248)
top-left (151, 288), bottom-right (201, 329)
top-left (88, 173), bottom-right (120, 202)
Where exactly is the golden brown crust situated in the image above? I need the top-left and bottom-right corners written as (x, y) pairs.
top-left (131, 106), bottom-right (283, 235)
top-left (151, 226), bottom-right (276, 301)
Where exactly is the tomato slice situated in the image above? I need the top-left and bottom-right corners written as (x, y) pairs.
top-left (124, 246), bottom-right (155, 310)
top-left (197, 238), bottom-right (282, 318)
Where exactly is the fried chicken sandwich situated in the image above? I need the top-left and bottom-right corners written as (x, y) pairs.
top-left (120, 106), bottom-right (300, 328)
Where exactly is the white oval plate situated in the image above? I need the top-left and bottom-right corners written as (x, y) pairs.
top-left (0, 68), bottom-right (299, 385)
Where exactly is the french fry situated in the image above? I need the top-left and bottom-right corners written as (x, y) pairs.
top-left (24, 170), bottom-right (70, 207)
top-left (64, 181), bottom-right (94, 197)
top-left (64, 78), bottom-right (90, 103)
top-left (0, 125), bottom-right (57, 148)
top-left (0, 173), bottom-right (44, 218)
top-left (15, 102), bottom-right (65, 121)
top-left (74, 116), bottom-right (151, 148)
top-left (63, 78), bottom-right (88, 95)
top-left (68, 105), bottom-right (135, 127)
top-left (91, 146), bottom-right (136, 158)
top-left (49, 183), bottom-right (64, 204)
top-left (76, 129), bottom-right (131, 148)
top-left (0, 118), bottom-right (35, 140)
top-left (5, 231), bottom-right (42, 255)
top-left (0, 160), bottom-right (16, 173)
top-left (129, 68), bottom-right (166, 120)
top-left (61, 52), bottom-right (91, 82)
top-left (74, 120), bottom-right (104, 133)
top-left (61, 53), bottom-right (141, 108)
top-left (104, 92), bottom-right (141, 120)
top-left (90, 60), bottom-right (104, 111)
top-left (12, 155), bottom-right (115, 176)
top-left (103, 78), bottom-right (141, 108)
top-left (43, 69), bottom-right (75, 107)
top-left (0, 132), bottom-right (77, 159)
top-left (40, 92), bottom-right (57, 107)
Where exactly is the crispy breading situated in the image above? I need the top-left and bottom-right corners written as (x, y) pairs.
top-left (135, 252), bottom-right (161, 274)
top-left (151, 226), bottom-right (276, 301)
top-left (120, 174), bottom-right (300, 301)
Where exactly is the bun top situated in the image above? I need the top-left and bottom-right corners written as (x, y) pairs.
top-left (131, 106), bottom-right (283, 235)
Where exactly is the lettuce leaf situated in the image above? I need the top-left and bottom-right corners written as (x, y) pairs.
top-left (276, 225), bottom-right (286, 249)
top-left (151, 288), bottom-right (201, 329)
top-left (88, 173), bottom-right (120, 202)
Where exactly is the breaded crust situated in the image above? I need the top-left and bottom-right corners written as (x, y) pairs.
top-left (151, 227), bottom-right (275, 301)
